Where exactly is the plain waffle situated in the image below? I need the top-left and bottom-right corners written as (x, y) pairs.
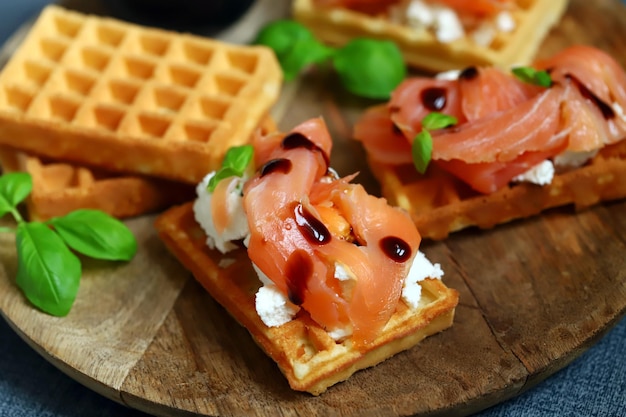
top-left (292, 0), bottom-right (569, 72)
top-left (154, 202), bottom-right (459, 395)
top-left (0, 5), bottom-right (282, 184)
top-left (368, 139), bottom-right (626, 240)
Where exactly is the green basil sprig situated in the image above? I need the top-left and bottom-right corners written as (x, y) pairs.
top-left (254, 20), bottom-right (334, 81)
top-left (254, 20), bottom-right (406, 99)
top-left (0, 172), bottom-right (137, 316)
top-left (412, 112), bottom-right (458, 174)
top-left (207, 144), bottom-right (255, 192)
top-left (512, 66), bottom-right (552, 88)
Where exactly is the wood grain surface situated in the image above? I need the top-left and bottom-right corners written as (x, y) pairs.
top-left (1, 1), bottom-right (626, 416)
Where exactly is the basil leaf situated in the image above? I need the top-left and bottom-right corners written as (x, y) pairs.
top-left (534, 70), bottom-right (553, 88)
top-left (333, 38), bottom-right (406, 99)
top-left (49, 209), bottom-right (137, 261)
top-left (0, 172), bottom-right (32, 217)
top-left (421, 112), bottom-right (458, 130)
top-left (207, 167), bottom-right (239, 192)
top-left (208, 145), bottom-right (254, 192)
top-left (16, 222), bottom-right (81, 316)
top-left (281, 38), bottom-right (334, 81)
top-left (412, 131), bottom-right (433, 174)
top-left (512, 66), bottom-right (552, 87)
top-left (222, 144), bottom-right (254, 173)
top-left (254, 20), bottom-right (333, 81)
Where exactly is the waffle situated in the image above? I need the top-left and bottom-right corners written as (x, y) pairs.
top-left (154, 202), bottom-right (459, 395)
top-left (368, 139), bottom-right (626, 240)
top-left (0, 145), bottom-right (193, 221)
top-left (0, 5), bottom-right (282, 184)
top-left (292, 0), bottom-right (569, 72)
top-left (0, 116), bottom-right (277, 221)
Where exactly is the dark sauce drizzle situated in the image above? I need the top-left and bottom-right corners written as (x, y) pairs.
top-left (392, 122), bottom-right (404, 136)
top-left (282, 132), bottom-right (330, 168)
top-left (285, 249), bottom-right (313, 305)
top-left (572, 76), bottom-right (615, 119)
top-left (459, 66), bottom-right (479, 81)
top-left (421, 87), bottom-right (448, 111)
top-left (259, 158), bottom-right (292, 177)
top-left (379, 236), bottom-right (412, 263)
top-left (294, 203), bottom-right (331, 245)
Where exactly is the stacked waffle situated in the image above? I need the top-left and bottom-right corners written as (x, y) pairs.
top-left (0, 5), bottom-right (282, 220)
top-left (293, 0), bottom-right (569, 72)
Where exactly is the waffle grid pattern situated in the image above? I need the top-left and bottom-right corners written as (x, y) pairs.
top-left (0, 5), bottom-right (282, 183)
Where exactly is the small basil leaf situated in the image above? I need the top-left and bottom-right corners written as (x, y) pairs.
top-left (208, 145), bottom-right (255, 192)
top-left (16, 222), bottom-right (81, 316)
top-left (207, 167), bottom-right (239, 192)
top-left (254, 20), bottom-right (332, 81)
top-left (421, 112), bottom-right (458, 130)
top-left (281, 38), bottom-right (334, 81)
top-left (534, 70), bottom-right (553, 88)
top-left (222, 145), bottom-right (254, 173)
top-left (412, 131), bottom-right (433, 174)
top-left (254, 20), bottom-right (315, 60)
top-left (512, 66), bottom-right (552, 87)
top-left (333, 38), bottom-right (406, 99)
top-left (0, 172), bottom-right (32, 217)
top-left (49, 209), bottom-right (137, 261)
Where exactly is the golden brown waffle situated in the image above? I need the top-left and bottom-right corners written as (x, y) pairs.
top-left (154, 202), bottom-right (459, 395)
top-left (0, 5), bottom-right (282, 184)
top-left (0, 117), bottom-right (277, 221)
top-left (292, 0), bottom-right (569, 72)
top-left (0, 145), bottom-right (194, 221)
top-left (368, 139), bottom-right (626, 240)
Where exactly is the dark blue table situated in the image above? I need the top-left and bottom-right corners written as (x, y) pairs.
top-left (1, 1), bottom-right (625, 416)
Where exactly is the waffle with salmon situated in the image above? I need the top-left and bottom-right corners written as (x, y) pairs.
top-left (292, 0), bottom-right (569, 72)
top-left (368, 140), bottom-right (626, 240)
top-left (155, 202), bottom-right (458, 395)
top-left (0, 5), bottom-right (282, 184)
top-left (354, 45), bottom-right (626, 240)
top-left (154, 118), bottom-right (459, 395)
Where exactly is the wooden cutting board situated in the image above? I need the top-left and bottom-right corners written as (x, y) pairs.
top-left (1, 0), bottom-right (625, 416)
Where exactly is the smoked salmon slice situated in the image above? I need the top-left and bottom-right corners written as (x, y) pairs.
top-left (354, 45), bottom-right (626, 195)
top-left (195, 117), bottom-right (443, 347)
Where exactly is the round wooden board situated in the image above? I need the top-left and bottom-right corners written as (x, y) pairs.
top-left (1, 0), bottom-right (626, 416)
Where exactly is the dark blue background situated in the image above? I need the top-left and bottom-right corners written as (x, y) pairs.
top-left (1, 1), bottom-right (625, 416)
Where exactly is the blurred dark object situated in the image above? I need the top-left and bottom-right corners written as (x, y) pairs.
top-left (105, 0), bottom-right (256, 33)
top-left (121, 0), bottom-right (254, 24)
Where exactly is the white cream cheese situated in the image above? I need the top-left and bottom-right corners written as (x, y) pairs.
top-left (512, 160), bottom-right (555, 186)
top-left (193, 171), bottom-right (250, 254)
top-left (395, 1), bottom-right (516, 45)
top-left (252, 263), bottom-right (301, 327)
top-left (553, 150), bottom-right (598, 171)
top-left (402, 251), bottom-right (444, 309)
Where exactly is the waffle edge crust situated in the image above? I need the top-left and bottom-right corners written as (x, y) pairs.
top-left (0, 118), bottom-right (276, 221)
top-left (0, 5), bottom-right (282, 184)
top-left (292, 0), bottom-right (569, 72)
top-left (154, 202), bottom-right (459, 395)
top-left (369, 140), bottom-right (626, 240)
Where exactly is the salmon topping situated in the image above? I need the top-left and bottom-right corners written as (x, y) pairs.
top-left (243, 118), bottom-right (422, 346)
top-left (354, 45), bottom-right (626, 194)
